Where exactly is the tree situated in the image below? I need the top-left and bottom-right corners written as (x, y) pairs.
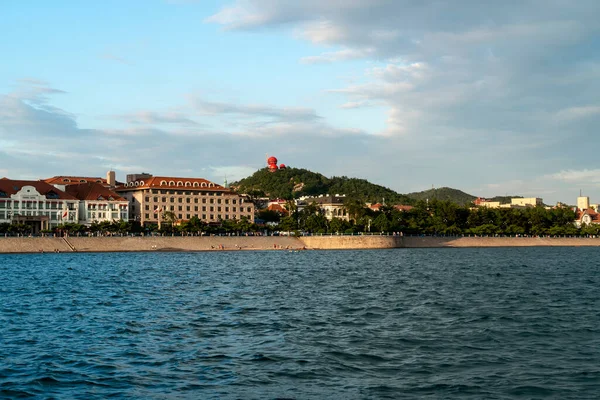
top-left (371, 213), bottom-right (391, 232)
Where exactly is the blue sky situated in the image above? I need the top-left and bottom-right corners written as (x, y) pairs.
top-left (1, 0), bottom-right (600, 204)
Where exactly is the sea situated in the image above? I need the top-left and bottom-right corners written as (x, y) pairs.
top-left (1, 248), bottom-right (599, 399)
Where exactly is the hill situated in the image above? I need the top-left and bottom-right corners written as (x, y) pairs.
top-left (406, 187), bottom-right (477, 206)
top-left (232, 167), bottom-right (413, 204)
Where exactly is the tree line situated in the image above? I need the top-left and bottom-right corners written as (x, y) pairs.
top-left (259, 198), bottom-right (590, 236)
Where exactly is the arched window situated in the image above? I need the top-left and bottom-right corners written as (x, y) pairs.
top-left (201, 182), bottom-right (207, 187)
top-left (79, 179), bottom-right (86, 183)
top-left (177, 181), bottom-right (183, 186)
top-left (95, 180), bottom-right (102, 183)
top-left (169, 181), bottom-right (175, 186)
top-left (63, 179), bottom-right (70, 183)
top-left (160, 181), bottom-right (167, 186)
top-left (134, 181), bottom-right (139, 186)
top-left (208, 183), bottom-right (215, 188)
top-left (185, 181), bottom-right (191, 187)
top-left (193, 182), bottom-right (199, 187)
top-left (139, 181), bottom-right (145, 186)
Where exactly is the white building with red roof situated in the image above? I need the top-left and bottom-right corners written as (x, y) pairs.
top-left (0, 178), bottom-right (80, 232)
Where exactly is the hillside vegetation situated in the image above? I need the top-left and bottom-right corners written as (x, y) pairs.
top-left (232, 167), bottom-right (413, 204)
top-left (406, 187), bottom-right (476, 206)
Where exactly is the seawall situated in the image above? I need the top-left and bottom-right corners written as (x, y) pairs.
top-left (2, 235), bottom-right (600, 254)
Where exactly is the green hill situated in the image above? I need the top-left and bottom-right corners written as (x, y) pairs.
top-left (406, 187), bottom-right (477, 206)
top-left (232, 167), bottom-right (413, 204)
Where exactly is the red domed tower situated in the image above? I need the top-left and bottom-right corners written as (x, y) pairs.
top-left (267, 156), bottom-right (278, 165)
top-left (268, 163), bottom-right (278, 172)
top-left (279, 163), bottom-right (286, 169)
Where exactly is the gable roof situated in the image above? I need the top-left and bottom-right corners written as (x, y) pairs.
top-left (0, 179), bottom-right (77, 200)
top-left (64, 182), bottom-right (126, 202)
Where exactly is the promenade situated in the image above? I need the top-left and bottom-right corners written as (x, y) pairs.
top-left (2, 235), bottom-right (600, 253)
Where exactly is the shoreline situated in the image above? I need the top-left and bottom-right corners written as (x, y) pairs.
top-left (2, 236), bottom-right (600, 253)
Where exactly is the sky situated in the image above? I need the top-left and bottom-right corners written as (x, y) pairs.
top-left (1, 0), bottom-right (599, 204)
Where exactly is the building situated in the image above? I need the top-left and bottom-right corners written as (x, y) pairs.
top-left (474, 197), bottom-right (543, 209)
top-left (64, 182), bottom-right (129, 225)
top-left (44, 171), bottom-right (120, 188)
top-left (511, 197), bottom-right (543, 207)
top-left (575, 208), bottom-right (600, 228)
top-left (115, 175), bottom-right (255, 226)
top-left (0, 178), bottom-right (80, 232)
top-left (298, 194), bottom-right (349, 221)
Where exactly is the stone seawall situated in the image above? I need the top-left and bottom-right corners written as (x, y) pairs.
top-left (2, 235), bottom-right (600, 254)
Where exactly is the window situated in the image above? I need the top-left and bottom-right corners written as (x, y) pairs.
top-left (193, 182), bottom-right (199, 187)
top-left (233, 199), bottom-right (237, 204)
top-left (186, 198), bottom-right (190, 203)
top-left (210, 199), bottom-right (214, 204)
top-left (194, 198), bottom-right (198, 204)
top-left (225, 199), bottom-right (229, 204)
top-left (225, 207), bottom-right (229, 212)
top-left (210, 206), bottom-right (214, 212)
top-left (185, 182), bottom-right (191, 187)
top-left (194, 206), bottom-right (198, 211)
top-left (233, 207), bottom-right (237, 212)
top-left (177, 181), bottom-right (183, 186)
top-left (153, 197), bottom-right (158, 202)
top-left (186, 214), bottom-right (190, 219)
top-left (178, 206), bottom-right (182, 211)
top-left (162, 197), bottom-right (166, 203)
top-left (145, 205), bottom-right (150, 210)
top-left (186, 206), bottom-right (190, 211)
top-left (217, 207), bottom-right (221, 212)
top-left (178, 198), bottom-right (182, 203)
top-left (217, 199), bottom-right (222, 204)
top-left (202, 199), bottom-right (206, 204)
top-left (247, 207), bottom-right (252, 212)
top-left (170, 197), bottom-right (175, 203)
top-left (145, 197), bottom-right (149, 202)
top-left (210, 214), bottom-right (214, 220)
top-left (202, 214), bottom-right (206, 219)
top-left (202, 206), bottom-right (206, 211)
top-left (145, 213), bottom-right (150, 219)
top-left (178, 213), bottom-right (182, 219)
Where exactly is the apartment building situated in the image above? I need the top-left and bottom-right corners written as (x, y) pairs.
top-left (116, 175), bottom-right (254, 225)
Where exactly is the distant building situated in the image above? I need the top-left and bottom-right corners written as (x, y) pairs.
top-left (116, 174), bottom-right (254, 226)
top-left (0, 178), bottom-right (79, 232)
top-left (44, 171), bottom-right (121, 189)
top-left (575, 209), bottom-right (600, 228)
top-left (298, 194), bottom-right (349, 221)
top-left (511, 198), bottom-right (543, 207)
top-left (64, 182), bottom-right (129, 225)
top-left (474, 197), bottom-right (543, 209)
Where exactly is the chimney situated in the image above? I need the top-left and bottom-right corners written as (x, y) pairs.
top-left (107, 170), bottom-right (116, 187)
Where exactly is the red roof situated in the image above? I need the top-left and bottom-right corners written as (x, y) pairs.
top-left (0, 179), bottom-right (77, 200)
top-left (267, 203), bottom-right (288, 214)
top-left (394, 205), bottom-right (414, 212)
top-left (115, 176), bottom-right (229, 192)
top-left (64, 182), bottom-right (126, 202)
top-left (44, 176), bottom-right (123, 187)
top-left (577, 209), bottom-right (600, 223)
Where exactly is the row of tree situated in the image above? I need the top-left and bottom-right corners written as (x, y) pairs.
top-left (260, 198), bottom-right (591, 236)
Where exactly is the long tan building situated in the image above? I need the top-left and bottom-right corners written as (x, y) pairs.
top-left (116, 175), bottom-right (254, 225)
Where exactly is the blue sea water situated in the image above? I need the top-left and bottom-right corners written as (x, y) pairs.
top-left (0, 248), bottom-right (599, 399)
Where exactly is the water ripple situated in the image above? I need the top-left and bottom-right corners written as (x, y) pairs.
top-left (1, 248), bottom-right (599, 398)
